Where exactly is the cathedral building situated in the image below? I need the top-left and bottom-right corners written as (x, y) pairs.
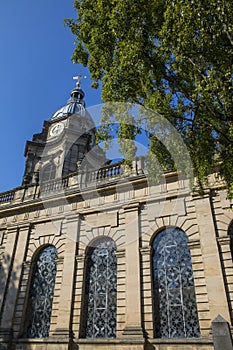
top-left (0, 79), bottom-right (233, 350)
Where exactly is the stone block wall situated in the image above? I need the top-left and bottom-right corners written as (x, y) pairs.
top-left (1, 172), bottom-right (233, 349)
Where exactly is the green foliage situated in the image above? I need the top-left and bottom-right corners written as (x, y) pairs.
top-left (66, 0), bottom-right (233, 195)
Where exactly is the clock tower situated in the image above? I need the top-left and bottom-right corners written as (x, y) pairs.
top-left (22, 78), bottom-right (106, 186)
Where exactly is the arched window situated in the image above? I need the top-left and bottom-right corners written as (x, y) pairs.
top-left (228, 222), bottom-right (233, 260)
top-left (81, 237), bottom-right (117, 338)
top-left (41, 163), bottom-right (56, 182)
top-left (24, 245), bottom-right (58, 338)
top-left (152, 227), bottom-right (200, 338)
top-left (62, 143), bottom-right (86, 177)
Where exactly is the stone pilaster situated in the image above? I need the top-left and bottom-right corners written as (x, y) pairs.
top-left (140, 246), bottom-right (153, 339)
top-left (0, 228), bottom-right (18, 315)
top-left (74, 254), bottom-right (85, 338)
top-left (0, 224), bottom-right (30, 340)
top-left (122, 203), bottom-right (144, 340)
top-left (194, 194), bottom-right (231, 323)
top-left (115, 248), bottom-right (126, 338)
top-left (52, 214), bottom-right (79, 339)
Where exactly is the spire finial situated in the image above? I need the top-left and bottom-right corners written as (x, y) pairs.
top-left (73, 74), bottom-right (87, 88)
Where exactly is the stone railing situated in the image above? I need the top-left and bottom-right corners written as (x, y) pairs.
top-left (0, 157), bottom-right (147, 204)
top-left (40, 176), bottom-right (69, 194)
top-left (0, 190), bottom-right (15, 203)
top-left (84, 161), bottom-right (123, 185)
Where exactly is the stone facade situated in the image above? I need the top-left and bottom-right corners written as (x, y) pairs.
top-left (0, 84), bottom-right (233, 350)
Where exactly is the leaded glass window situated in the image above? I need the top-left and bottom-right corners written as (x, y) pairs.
top-left (24, 245), bottom-right (58, 338)
top-left (152, 227), bottom-right (200, 338)
top-left (81, 237), bottom-right (117, 338)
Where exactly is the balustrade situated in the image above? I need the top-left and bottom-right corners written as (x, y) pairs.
top-left (0, 190), bottom-right (15, 203)
top-left (40, 177), bottom-right (69, 194)
top-left (0, 157), bottom-right (147, 203)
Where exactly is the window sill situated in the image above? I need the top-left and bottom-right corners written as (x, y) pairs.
top-left (15, 337), bottom-right (70, 344)
top-left (150, 337), bottom-right (212, 344)
top-left (76, 337), bottom-right (212, 345)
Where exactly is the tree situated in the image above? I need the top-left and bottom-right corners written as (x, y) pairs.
top-left (66, 0), bottom-right (233, 195)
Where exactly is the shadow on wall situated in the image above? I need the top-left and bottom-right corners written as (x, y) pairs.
top-left (0, 253), bottom-right (21, 348)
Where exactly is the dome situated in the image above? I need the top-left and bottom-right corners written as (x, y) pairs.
top-left (50, 86), bottom-right (86, 121)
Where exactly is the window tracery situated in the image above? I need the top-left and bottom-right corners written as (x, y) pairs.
top-left (24, 245), bottom-right (58, 338)
top-left (81, 237), bottom-right (117, 338)
top-left (152, 227), bottom-right (200, 338)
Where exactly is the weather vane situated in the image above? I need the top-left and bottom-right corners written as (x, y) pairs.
top-left (73, 74), bottom-right (87, 88)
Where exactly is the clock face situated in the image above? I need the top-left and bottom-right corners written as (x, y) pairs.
top-left (50, 123), bottom-right (64, 136)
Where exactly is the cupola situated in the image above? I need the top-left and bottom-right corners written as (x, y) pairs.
top-left (22, 76), bottom-right (106, 186)
top-left (50, 76), bottom-right (86, 121)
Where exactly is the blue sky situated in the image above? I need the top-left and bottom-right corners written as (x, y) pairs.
top-left (0, 1), bottom-right (101, 192)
